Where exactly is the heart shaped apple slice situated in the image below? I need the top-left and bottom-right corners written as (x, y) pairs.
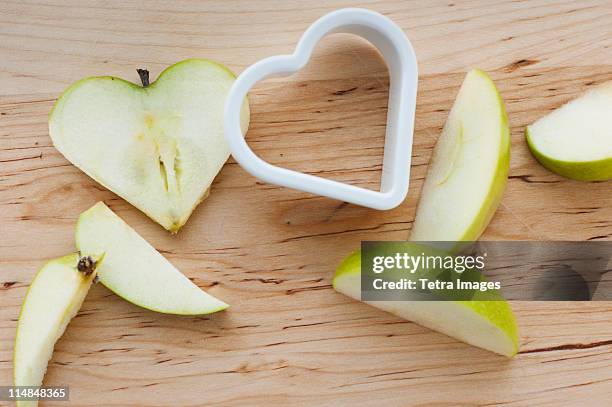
top-left (50, 59), bottom-right (250, 232)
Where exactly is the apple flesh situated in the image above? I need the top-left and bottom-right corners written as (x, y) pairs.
top-left (14, 253), bottom-right (101, 406)
top-left (410, 69), bottom-right (510, 242)
top-left (333, 70), bottom-right (519, 357)
top-left (333, 251), bottom-right (519, 357)
top-left (76, 202), bottom-right (228, 315)
top-left (526, 81), bottom-right (612, 181)
top-left (49, 59), bottom-right (250, 232)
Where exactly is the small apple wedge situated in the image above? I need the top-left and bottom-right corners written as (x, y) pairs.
top-left (333, 70), bottom-right (518, 357)
top-left (50, 59), bottom-right (250, 232)
top-left (76, 202), bottom-right (227, 315)
top-left (526, 81), bottom-right (612, 181)
top-left (14, 253), bottom-right (101, 406)
top-left (332, 251), bottom-right (519, 357)
top-left (410, 69), bottom-right (510, 242)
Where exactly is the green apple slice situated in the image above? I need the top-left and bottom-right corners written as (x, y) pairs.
top-left (333, 70), bottom-right (518, 356)
top-left (50, 59), bottom-right (250, 232)
top-left (526, 81), bottom-right (612, 181)
top-left (410, 69), bottom-right (510, 242)
top-left (76, 202), bottom-right (227, 315)
top-left (14, 253), bottom-right (101, 406)
top-left (332, 251), bottom-right (519, 357)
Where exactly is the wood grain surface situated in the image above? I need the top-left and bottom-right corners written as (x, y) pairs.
top-left (1, 1), bottom-right (611, 406)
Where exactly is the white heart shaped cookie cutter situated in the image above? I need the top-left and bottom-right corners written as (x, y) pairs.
top-left (224, 8), bottom-right (417, 210)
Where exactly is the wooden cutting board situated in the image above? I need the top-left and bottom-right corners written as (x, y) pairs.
top-left (1, 1), bottom-right (611, 405)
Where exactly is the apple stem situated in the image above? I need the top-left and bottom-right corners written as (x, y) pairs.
top-left (137, 69), bottom-right (150, 87)
top-left (77, 256), bottom-right (97, 276)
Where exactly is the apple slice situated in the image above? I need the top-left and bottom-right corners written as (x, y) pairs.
top-left (332, 251), bottom-right (519, 357)
top-left (14, 253), bottom-right (101, 405)
top-left (76, 202), bottom-right (227, 315)
top-left (333, 70), bottom-right (519, 356)
top-left (50, 59), bottom-right (250, 232)
top-left (526, 81), bottom-right (612, 181)
top-left (410, 69), bottom-right (510, 242)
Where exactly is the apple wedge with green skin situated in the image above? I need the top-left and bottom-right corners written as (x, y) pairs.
top-left (14, 253), bottom-right (101, 407)
top-left (49, 59), bottom-right (250, 233)
top-left (411, 69), bottom-right (511, 242)
top-left (76, 202), bottom-right (228, 315)
top-left (333, 251), bottom-right (519, 357)
top-left (526, 81), bottom-right (612, 181)
top-left (333, 70), bottom-right (519, 357)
